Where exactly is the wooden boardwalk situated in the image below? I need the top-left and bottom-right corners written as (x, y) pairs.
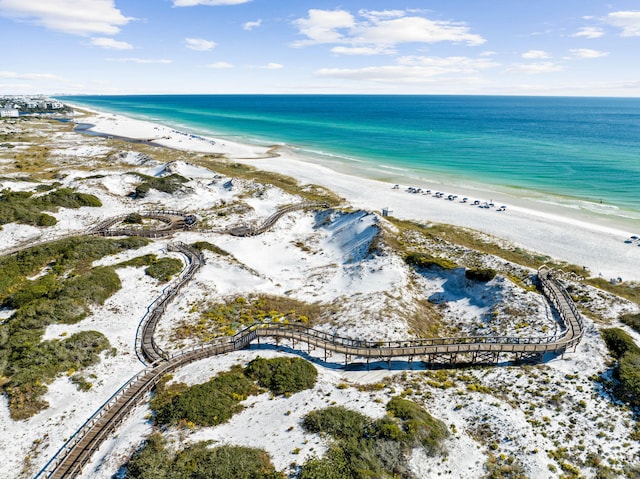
top-left (36, 266), bottom-right (584, 479)
top-left (26, 206), bottom-right (584, 478)
top-left (223, 202), bottom-right (328, 237)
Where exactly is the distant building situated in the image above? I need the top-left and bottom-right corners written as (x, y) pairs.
top-left (0, 108), bottom-right (19, 118)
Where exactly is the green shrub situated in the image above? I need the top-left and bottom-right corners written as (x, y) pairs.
top-left (386, 397), bottom-right (450, 455)
top-left (0, 188), bottom-right (101, 227)
top-left (131, 173), bottom-right (188, 195)
top-left (0, 236), bottom-right (147, 418)
top-left (601, 328), bottom-right (640, 358)
top-left (404, 252), bottom-right (457, 270)
top-left (124, 434), bottom-right (284, 479)
top-left (617, 352), bottom-right (640, 408)
top-left (465, 268), bottom-right (497, 282)
top-left (245, 357), bottom-right (318, 395)
top-left (154, 368), bottom-right (259, 427)
top-left (117, 254), bottom-right (157, 269)
top-left (5, 330), bottom-right (109, 420)
top-left (134, 183), bottom-right (150, 198)
top-left (191, 241), bottom-right (230, 256)
top-left (181, 295), bottom-right (319, 340)
top-left (145, 257), bottom-right (183, 282)
top-left (300, 445), bottom-right (352, 479)
top-left (620, 313), bottom-right (640, 334)
top-left (124, 212), bottom-right (143, 224)
top-left (302, 406), bottom-right (370, 440)
top-left (300, 398), bottom-right (448, 479)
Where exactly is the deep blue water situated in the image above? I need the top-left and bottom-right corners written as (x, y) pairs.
top-left (60, 94), bottom-right (640, 218)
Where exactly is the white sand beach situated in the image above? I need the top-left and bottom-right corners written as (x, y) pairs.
top-left (2, 107), bottom-right (639, 479)
top-left (80, 108), bottom-right (640, 282)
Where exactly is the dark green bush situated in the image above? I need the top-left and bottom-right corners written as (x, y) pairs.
top-left (620, 313), bottom-right (640, 334)
top-left (5, 330), bottom-right (109, 419)
top-left (0, 187), bottom-right (101, 227)
top-left (131, 173), bottom-right (188, 196)
top-left (386, 397), bottom-right (450, 455)
top-left (191, 241), bottom-right (230, 256)
top-left (300, 398), bottom-right (448, 478)
top-left (299, 445), bottom-right (352, 479)
top-left (124, 434), bottom-right (284, 479)
top-left (154, 369), bottom-right (259, 427)
top-left (618, 352), bottom-right (640, 408)
top-left (404, 252), bottom-right (457, 270)
top-left (465, 267), bottom-right (497, 282)
top-left (0, 236), bottom-right (147, 418)
top-left (601, 328), bottom-right (640, 359)
top-left (118, 255), bottom-right (183, 281)
top-left (244, 356), bottom-right (318, 395)
top-left (124, 212), bottom-right (143, 224)
top-left (134, 183), bottom-right (150, 198)
top-left (601, 327), bottom-right (640, 409)
top-left (145, 257), bottom-right (183, 282)
top-left (302, 406), bottom-right (370, 440)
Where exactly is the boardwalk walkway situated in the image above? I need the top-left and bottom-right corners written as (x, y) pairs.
top-left (23, 206), bottom-right (584, 479)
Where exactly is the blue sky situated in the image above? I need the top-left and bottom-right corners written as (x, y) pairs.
top-left (1, 0), bottom-right (639, 96)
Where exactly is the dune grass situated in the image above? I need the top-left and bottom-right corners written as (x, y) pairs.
top-left (0, 236), bottom-right (148, 419)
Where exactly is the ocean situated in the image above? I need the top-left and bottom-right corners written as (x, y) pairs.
top-left (60, 94), bottom-right (640, 223)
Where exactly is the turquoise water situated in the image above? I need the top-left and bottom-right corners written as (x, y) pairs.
top-left (61, 94), bottom-right (640, 220)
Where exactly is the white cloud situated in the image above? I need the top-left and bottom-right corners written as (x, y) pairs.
top-left (107, 58), bottom-right (172, 64)
top-left (0, 0), bottom-right (131, 36)
top-left (207, 61), bottom-right (234, 68)
top-left (569, 48), bottom-right (608, 59)
top-left (507, 62), bottom-right (564, 74)
top-left (292, 9), bottom-right (355, 46)
top-left (0, 70), bottom-right (64, 81)
top-left (292, 8), bottom-right (485, 52)
top-left (357, 9), bottom-right (405, 22)
top-left (317, 55), bottom-right (498, 83)
top-left (185, 37), bottom-right (216, 51)
top-left (521, 50), bottom-right (550, 59)
top-left (173, 0), bottom-right (251, 6)
top-left (572, 27), bottom-right (604, 39)
top-left (605, 11), bottom-right (640, 37)
top-left (243, 19), bottom-right (262, 31)
top-left (354, 16), bottom-right (486, 47)
top-left (331, 46), bottom-right (395, 55)
top-left (90, 37), bottom-right (133, 50)
top-left (262, 62), bottom-right (283, 70)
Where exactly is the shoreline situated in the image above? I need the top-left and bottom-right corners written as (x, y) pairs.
top-left (68, 104), bottom-right (640, 281)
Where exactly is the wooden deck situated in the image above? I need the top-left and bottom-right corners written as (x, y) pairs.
top-left (27, 206), bottom-right (584, 479)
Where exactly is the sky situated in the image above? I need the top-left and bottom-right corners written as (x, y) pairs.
top-left (1, 0), bottom-right (640, 96)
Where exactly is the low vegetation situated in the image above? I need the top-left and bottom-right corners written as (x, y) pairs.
top-left (196, 158), bottom-right (343, 207)
top-left (601, 328), bottom-right (640, 408)
top-left (191, 240), bottom-right (231, 256)
top-left (620, 312), bottom-right (640, 334)
top-left (300, 398), bottom-right (449, 479)
top-left (404, 251), bottom-right (458, 270)
top-left (129, 172), bottom-right (188, 198)
top-left (0, 187), bottom-right (101, 227)
top-left (118, 254), bottom-right (184, 281)
top-left (175, 295), bottom-right (319, 340)
top-left (155, 367), bottom-right (260, 427)
top-left (245, 356), bottom-right (318, 396)
top-left (123, 433), bottom-right (283, 479)
top-left (154, 357), bottom-right (317, 427)
top-left (465, 267), bottom-right (497, 282)
top-left (0, 236), bottom-right (148, 418)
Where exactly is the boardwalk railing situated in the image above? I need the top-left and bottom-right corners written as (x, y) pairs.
top-left (224, 202), bottom-right (329, 236)
top-left (35, 264), bottom-right (584, 479)
top-left (30, 205), bottom-right (585, 479)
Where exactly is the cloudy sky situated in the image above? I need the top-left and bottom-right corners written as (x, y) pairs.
top-left (1, 0), bottom-right (640, 96)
